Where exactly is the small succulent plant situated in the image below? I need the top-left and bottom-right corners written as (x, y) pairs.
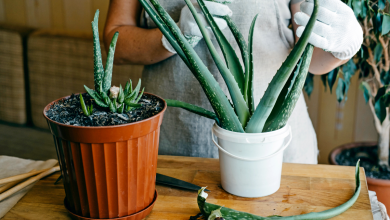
top-left (80, 10), bottom-right (144, 116)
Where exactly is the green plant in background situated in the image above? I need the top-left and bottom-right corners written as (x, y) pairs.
top-left (82, 10), bottom-right (144, 115)
top-left (197, 161), bottom-right (361, 219)
top-left (139, 0), bottom-right (317, 134)
top-left (304, 0), bottom-right (390, 167)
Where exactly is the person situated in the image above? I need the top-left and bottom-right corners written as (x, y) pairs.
top-left (103, 0), bottom-right (362, 164)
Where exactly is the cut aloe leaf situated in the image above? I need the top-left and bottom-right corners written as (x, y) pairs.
top-left (197, 160), bottom-right (361, 219)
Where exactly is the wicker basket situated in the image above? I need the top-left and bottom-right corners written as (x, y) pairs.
top-left (28, 30), bottom-right (144, 129)
top-left (0, 27), bottom-right (31, 124)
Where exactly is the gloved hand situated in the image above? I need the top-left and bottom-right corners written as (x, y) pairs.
top-left (162, 1), bottom-right (233, 54)
top-left (294, 0), bottom-right (363, 60)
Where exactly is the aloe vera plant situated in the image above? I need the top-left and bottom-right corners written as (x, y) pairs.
top-left (139, 0), bottom-right (318, 133)
top-left (197, 161), bottom-right (361, 219)
top-left (83, 10), bottom-right (144, 114)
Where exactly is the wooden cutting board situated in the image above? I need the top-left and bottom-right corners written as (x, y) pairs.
top-left (2, 155), bottom-right (372, 220)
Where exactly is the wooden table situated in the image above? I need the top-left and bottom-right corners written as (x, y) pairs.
top-left (3, 155), bottom-right (373, 220)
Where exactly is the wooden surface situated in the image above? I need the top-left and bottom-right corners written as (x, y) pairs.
top-left (2, 155), bottom-right (373, 220)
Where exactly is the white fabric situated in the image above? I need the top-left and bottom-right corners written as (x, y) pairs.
top-left (0, 156), bottom-right (58, 218)
top-left (369, 190), bottom-right (390, 220)
top-left (161, 1), bottom-right (233, 53)
top-left (294, 0), bottom-right (363, 60)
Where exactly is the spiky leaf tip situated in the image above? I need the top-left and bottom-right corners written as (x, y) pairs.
top-left (102, 31), bottom-right (119, 93)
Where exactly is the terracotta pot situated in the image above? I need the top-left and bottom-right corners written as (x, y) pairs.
top-left (43, 93), bottom-right (166, 219)
top-left (329, 142), bottom-right (390, 211)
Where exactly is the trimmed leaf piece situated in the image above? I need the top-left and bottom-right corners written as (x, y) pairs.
top-left (245, 0), bottom-right (319, 133)
top-left (197, 160), bottom-right (361, 219)
top-left (102, 32), bottom-right (119, 93)
top-left (166, 99), bottom-right (219, 122)
top-left (208, 207), bottom-right (223, 220)
top-left (84, 85), bottom-right (108, 107)
top-left (80, 94), bottom-right (90, 116)
top-left (92, 10), bottom-right (105, 93)
top-left (197, 0), bottom-right (245, 95)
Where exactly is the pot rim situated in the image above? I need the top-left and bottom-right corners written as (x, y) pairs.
top-left (329, 142), bottom-right (390, 183)
top-left (329, 141), bottom-right (377, 165)
top-left (212, 123), bottom-right (290, 144)
top-left (42, 92), bottom-right (167, 130)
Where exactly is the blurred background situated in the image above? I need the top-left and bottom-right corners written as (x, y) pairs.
top-left (0, 0), bottom-right (378, 164)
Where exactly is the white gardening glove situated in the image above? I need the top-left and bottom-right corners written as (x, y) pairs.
top-left (162, 1), bottom-right (233, 54)
top-left (294, 0), bottom-right (363, 60)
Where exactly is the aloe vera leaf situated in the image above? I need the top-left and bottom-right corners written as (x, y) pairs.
top-left (125, 92), bottom-right (137, 103)
top-left (109, 100), bottom-right (116, 113)
top-left (197, 160), bottom-right (361, 219)
top-left (166, 99), bottom-right (219, 122)
top-left (263, 45), bottom-right (313, 132)
top-left (79, 94), bottom-right (90, 116)
top-left (118, 85), bottom-right (124, 104)
top-left (146, 0), bottom-right (244, 132)
top-left (84, 85), bottom-right (109, 108)
top-left (124, 81), bottom-right (130, 96)
top-left (197, 0), bottom-right (245, 95)
top-left (89, 103), bottom-right (93, 115)
top-left (138, 0), bottom-right (190, 67)
top-left (135, 88), bottom-right (145, 103)
top-left (133, 79), bottom-right (142, 96)
top-left (186, 0), bottom-right (249, 128)
top-left (91, 10), bottom-right (104, 93)
top-left (222, 15), bottom-right (250, 88)
top-left (246, 14), bottom-right (258, 115)
top-left (245, 0), bottom-right (319, 133)
top-left (117, 104), bottom-right (124, 113)
top-left (126, 102), bottom-right (142, 108)
top-left (102, 32), bottom-right (119, 93)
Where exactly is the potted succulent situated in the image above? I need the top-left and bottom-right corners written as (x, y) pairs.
top-left (302, 0), bottom-right (390, 210)
top-left (43, 10), bottom-right (166, 220)
top-left (140, 1), bottom-right (362, 217)
top-left (139, 0), bottom-right (316, 198)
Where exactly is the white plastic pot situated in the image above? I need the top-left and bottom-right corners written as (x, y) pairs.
top-left (212, 123), bottom-right (292, 198)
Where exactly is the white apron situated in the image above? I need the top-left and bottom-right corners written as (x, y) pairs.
top-left (141, 0), bottom-right (318, 164)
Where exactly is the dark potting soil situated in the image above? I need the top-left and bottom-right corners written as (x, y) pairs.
top-left (336, 146), bottom-right (390, 180)
top-left (45, 93), bottom-right (164, 126)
